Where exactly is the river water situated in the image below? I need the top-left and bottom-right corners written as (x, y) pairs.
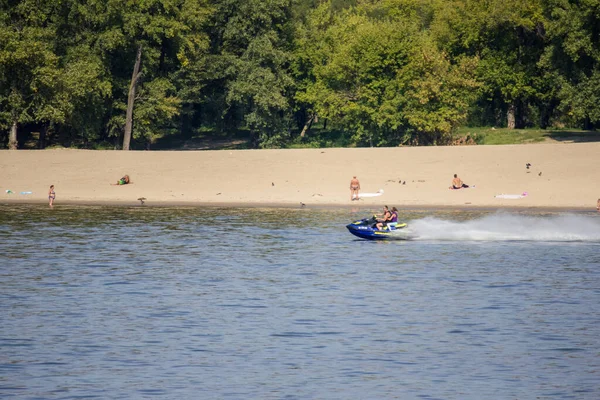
top-left (1, 205), bottom-right (599, 399)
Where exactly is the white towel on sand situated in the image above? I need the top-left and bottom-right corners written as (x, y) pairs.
top-left (359, 189), bottom-right (384, 198)
top-left (495, 192), bottom-right (528, 199)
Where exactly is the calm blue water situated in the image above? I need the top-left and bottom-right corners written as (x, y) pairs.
top-left (1, 205), bottom-right (600, 399)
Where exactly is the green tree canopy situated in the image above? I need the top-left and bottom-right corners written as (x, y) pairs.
top-left (2, 0), bottom-right (600, 149)
top-left (295, 0), bottom-right (479, 145)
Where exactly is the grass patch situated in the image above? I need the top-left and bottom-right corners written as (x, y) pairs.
top-left (457, 127), bottom-right (600, 145)
top-left (18, 125), bottom-right (598, 150)
top-left (151, 127), bottom-right (252, 150)
top-left (457, 127), bottom-right (547, 145)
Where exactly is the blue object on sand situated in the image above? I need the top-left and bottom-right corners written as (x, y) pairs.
top-left (20, 191), bottom-right (32, 195)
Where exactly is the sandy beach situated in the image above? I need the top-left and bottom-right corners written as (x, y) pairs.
top-left (1, 143), bottom-right (599, 209)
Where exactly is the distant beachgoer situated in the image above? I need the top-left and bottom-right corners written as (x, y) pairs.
top-left (48, 185), bottom-right (55, 207)
top-left (597, 198), bottom-right (600, 211)
top-left (450, 174), bottom-right (469, 189)
top-left (375, 205), bottom-right (392, 230)
top-left (350, 176), bottom-right (361, 200)
top-left (111, 175), bottom-right (131, 186)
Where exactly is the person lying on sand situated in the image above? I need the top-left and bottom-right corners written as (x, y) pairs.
top-left (450, 174), bottom-right (469, 189)
top-left (111, 175), bottom-right (131, 185)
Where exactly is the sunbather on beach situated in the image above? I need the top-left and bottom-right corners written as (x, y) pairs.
top-left (450, 174), bottom-right (469, 189)
top-left (111, 175), bottom-right (131, 185)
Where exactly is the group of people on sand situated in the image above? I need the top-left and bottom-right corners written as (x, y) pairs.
top-left (47, 174), bottom-right (131, 207)
top-left (350, 173), bottom-right (470, 202)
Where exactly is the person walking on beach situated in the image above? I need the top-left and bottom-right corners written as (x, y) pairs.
top-left (48, 185), bottom-right (55, 207)
top-left (450, 174), bottom-right (469, 189)
top-left (350, 176), bottom-right (361, 200)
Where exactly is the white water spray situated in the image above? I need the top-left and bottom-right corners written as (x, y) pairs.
top-left (407, 213), bottom-right (600, 242)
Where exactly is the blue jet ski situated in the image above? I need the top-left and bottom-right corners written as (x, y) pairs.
top-left (346, 215), bottom-right (410, 240)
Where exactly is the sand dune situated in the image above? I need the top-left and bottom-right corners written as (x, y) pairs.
top-left (1, 143), bottom-right (598, 209)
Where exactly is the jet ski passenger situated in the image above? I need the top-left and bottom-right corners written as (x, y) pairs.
top-left (387, 207), bottom-right (399, 229)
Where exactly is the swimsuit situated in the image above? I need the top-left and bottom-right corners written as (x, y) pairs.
top-left (381, 211), bottom-right (391, 226)
top-left (452, 179), bottom-right (468, 189)
top-left (49, 191), bottom-right (55, 200)
top-left (351, 185), bottom-right (359, 190)
top-left (386, 211), bottom-right (398, 229)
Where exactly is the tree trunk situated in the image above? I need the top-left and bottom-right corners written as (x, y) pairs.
top-left (515, 99), bottom-right (526, 129)
top-left (507, 104), bottom-right (516, 129)
top-left (300, 113), bottom-right (315, 138)
top-left (123, 45), bottom-right (143, 151)
top-left (539, 100), bottom-right (557, 129)
top-left (8, 120), bottom-right (18, 150)
top-left (38, 123), bottom-right (47, 149)
top-left (539, 107), bottom-right (549, 129)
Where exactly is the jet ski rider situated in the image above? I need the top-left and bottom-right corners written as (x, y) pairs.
top-left (375, 206), bottom-right (391, 230)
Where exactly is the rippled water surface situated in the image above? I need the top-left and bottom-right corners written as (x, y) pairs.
top-left (1, 205), bottom-right (600, 399)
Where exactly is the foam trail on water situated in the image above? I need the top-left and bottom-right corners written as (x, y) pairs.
top-left (408, 213), bottom-right (600, 242)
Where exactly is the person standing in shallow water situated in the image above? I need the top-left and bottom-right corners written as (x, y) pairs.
top-left (350, 176), bottom-right (360, 200)
top-left (48, 185), bottom-right (55, 207)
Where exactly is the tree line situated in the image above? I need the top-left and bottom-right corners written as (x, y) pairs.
top-left (1, 0), bottom-right (599, 150)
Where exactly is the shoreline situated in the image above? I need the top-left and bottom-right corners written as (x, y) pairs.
top-left (0, 198), bottom-right (596, 213)
top-left (1, 144), bottom-right (599, 211)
